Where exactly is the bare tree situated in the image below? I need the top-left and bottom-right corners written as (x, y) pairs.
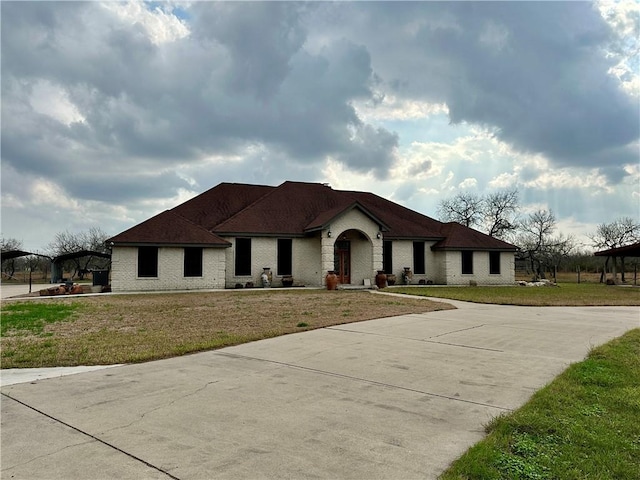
top-left (437, 192), bottom-right (483, 228)
top-left (542, 233), bottom-right (576, 282)
top-left (516, 209), bottom-right (574, 280)
top-left (483, 188), bottom-right (519, 239)
top-left (47, 228), bottom-right (111, 279)
top-left (1, 237), bottom-right (24, 279)
top-left (438, 189), bottom-right (519, 239)
top-left (589, 217), bottom-right (640, 283)
top-left (1, 237), bottom-right (23, 251)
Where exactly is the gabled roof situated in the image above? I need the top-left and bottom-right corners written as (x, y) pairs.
top-left (344, 190), bottom-right (447, 239)
top-left (108, 210), bottom-right (230, 247)
top-left (304, 201), bottom-right (390, 233)
top-left (109, 181), bottom-right (517, 251)
top-left (432, 222), bottom-right (518, 251)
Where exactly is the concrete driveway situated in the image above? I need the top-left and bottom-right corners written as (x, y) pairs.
top-left (0, 283), bottom-right (51, 299)
top-left (2, 298), bottom-right (638, 479)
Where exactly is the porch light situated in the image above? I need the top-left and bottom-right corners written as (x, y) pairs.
top-left (377, 232), bottom-right (381, 239)
top-left (327, 230), bottom-right (332, 238)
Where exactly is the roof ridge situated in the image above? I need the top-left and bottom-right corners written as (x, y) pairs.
top-left (213, 181), bottom-right (339, 234)
top-left (212, 182), bottom-right (285, 231)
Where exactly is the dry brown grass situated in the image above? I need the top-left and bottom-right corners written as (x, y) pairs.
top-left (1, 289), bottom-right (452, 368)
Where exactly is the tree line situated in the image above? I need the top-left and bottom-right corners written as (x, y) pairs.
top-left (437, 189), bottom-right (640, 281)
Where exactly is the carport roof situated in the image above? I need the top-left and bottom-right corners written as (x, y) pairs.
top-left (52, 250), bottom-right (111, 263)
top-left (594, 242), bottom-right (640, 257)
top-left (1, 250), bottom-right (51, 261)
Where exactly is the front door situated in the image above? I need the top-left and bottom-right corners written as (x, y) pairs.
top-left (334, 240), bottom-right (351, 284)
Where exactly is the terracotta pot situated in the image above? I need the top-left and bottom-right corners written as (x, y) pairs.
top-left (387, 274), bottom-right (396, 286)
top-left (326, 271), bottom-right (338, 290)
top-left (375, 270), bottom-right (388, 289)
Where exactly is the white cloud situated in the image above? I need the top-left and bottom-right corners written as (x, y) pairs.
top-left (597, 0), bottom-right (639, 97)
top-left (488, 172), bottom-right (519, 189)
top-left (29, 80), bottom-right (85, 125)
top-left (101, 1), bottom-right (189, 45)
top-left (354, 95), bottom-right (449, 122)
top-left (458, 178), bottom-right (478, 189)
top-left (522, 168), bottom-right (613, 194)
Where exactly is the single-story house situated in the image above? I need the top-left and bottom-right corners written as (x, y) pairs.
top-left (107, 181), bottom-right (517, 291)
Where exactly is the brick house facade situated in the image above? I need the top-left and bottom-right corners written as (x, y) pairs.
top-left (107, 181), bottom-right (517, 291)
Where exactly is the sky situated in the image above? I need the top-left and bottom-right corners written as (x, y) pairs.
top-left (1, 1), bottom-right (639, 254)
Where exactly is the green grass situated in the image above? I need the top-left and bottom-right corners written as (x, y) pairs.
top-left (1, 302), bottom-right (80, 336)
top-left (390, 283), bottom-right (640, 306)
top-left (440, 328), bottom-right (640, 480)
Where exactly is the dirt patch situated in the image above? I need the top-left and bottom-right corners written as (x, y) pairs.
top-left (1, 289), bottom-right (453, 368)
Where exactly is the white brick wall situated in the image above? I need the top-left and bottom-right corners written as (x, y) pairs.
top-left (387, 243), bottom-right (515, 285)
top-left (111, 232), bottom-right (515, 291)
top-left (111, 246), bottom-right (226, 292)
top-left (440, 251), bottom-right (515, 285)
top-left (224, 236), bottom-right (323, 288)
top-left (294, 237), bottom-right (322, 286)
top-left (389, 240), bottom-right (439, 284)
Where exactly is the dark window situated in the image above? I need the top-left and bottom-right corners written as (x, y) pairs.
top-left (490, 251), bottom-right (501, 274)
top-left (383, 241), bottom-right (393, 274)
top-left (413, 241), bottom-right (425, 274)
top-left (138, 246), bottom-right (158, 277)
top-left (462, 251), bottom-right (473, 274)
top-left (277, 239), bottom-right (293, 276)
top-left (235, 238), bottom-right (251, 276)
top-left (184, 247), bottom-right (203, 277)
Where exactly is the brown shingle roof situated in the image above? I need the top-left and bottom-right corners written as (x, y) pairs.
top-left (109, 181), bottom-right (517, 251)
top-left (432, 222), bottom-right (517, 251)
top-left (214, 181), bottom-right (353, 235)
top-left (171, 182), bottom-right (274, 231)
top-left (108, 210), bottom-right (229, 247)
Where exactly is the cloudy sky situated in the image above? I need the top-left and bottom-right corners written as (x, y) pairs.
top-left (2, 1), bottom-right (638, 253)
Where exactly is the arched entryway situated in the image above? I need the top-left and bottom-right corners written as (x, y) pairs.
top-left (332, 229), bottom-right (373, 286)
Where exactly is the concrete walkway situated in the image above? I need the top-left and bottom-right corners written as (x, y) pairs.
top-left (1, 300), bottom-right (638, 479)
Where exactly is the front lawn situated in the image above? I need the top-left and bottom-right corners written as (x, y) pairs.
top-left (440, 328), bottom-right (640, 479)
top-left (390, 283), bottom-right (640, 306)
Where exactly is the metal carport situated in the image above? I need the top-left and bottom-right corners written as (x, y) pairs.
top-left (594, 242), bottom-right (640, 285)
